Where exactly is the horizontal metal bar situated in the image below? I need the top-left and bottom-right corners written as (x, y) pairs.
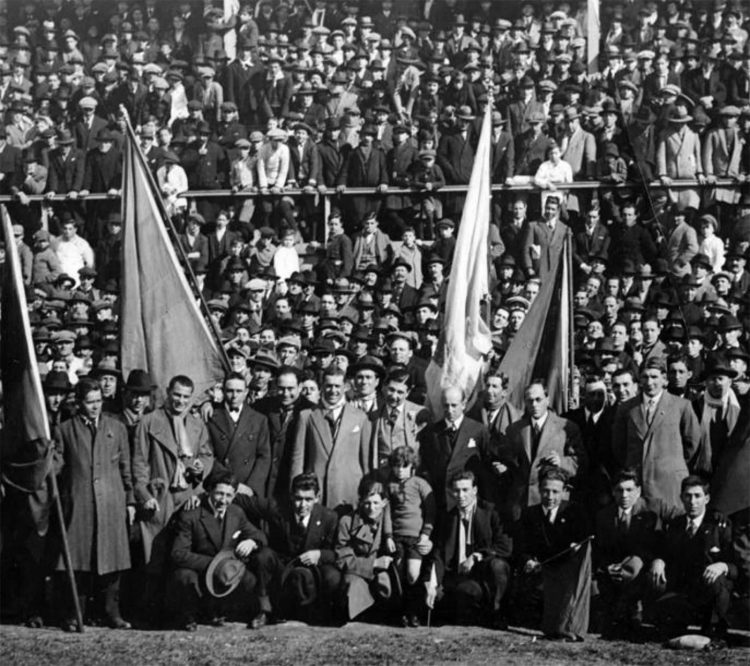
top-left (0, 178), bottom-right (740, 203)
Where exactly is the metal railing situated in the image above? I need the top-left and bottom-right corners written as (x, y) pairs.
top-left (0, 178), bottom-right (742, 203)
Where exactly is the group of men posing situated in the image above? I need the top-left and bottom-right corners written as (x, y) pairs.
top-left (8, 356), bottom-right (746, 647)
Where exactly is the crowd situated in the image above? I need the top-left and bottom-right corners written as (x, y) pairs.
top-left (0, 0), bottom-right (749, 649)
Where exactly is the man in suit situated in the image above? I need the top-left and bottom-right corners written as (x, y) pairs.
top-left (516, 467), bottom-right (592, 641)
top-left (501, 381), bottom-right (586, 518)
top-left (389, 258), bottom-right (420, 314)
top-left (573, 206), bottom-right (610, 278)
top-left (559, 106), bottom-right (596, 220)
top-left (73, 96), bottom-right (108, 153)
top-left (223, 39), bottom-right (263, 127)
top-left (661, 206), bottom-right (699, 268)
top-left (387, 332), bottom-right (428, 405)
top-left (468, 371), bottom-right (522, 446)
top-left (595, 470), bottom-right (662, 637)
top-left (702, 105), bottom-right (744, 212)
top-left (234, 472), bottom-right (341, 622)
top-left (208, 373), bottom-right (271, 497)
top-left (53, 378), bottom-right (133, 631)
top-left (437, 106), bottom-right (476, 217)
top-left (563, 375), bottom-right (617, 514)
top-left (253, 367), bottom-right (315, 503)
top-left (520, 196), bottom-right (569, 281)
top-left (346, 355), bottom-right (386, 416)
top-left (507, 76), bottom-right (545, 137)
top-left (656, 110), bottom-right (706, 210)
top-left (132, 375), bottom-right (213, 567)
top-left (369, 368), bottom-right (426, 472)
top-left (648, 475), bottom-right (737, 640)
top-left (612, 358), bottom-right (703, 510)
top-left (418, 386), bottom-right (491, 512)
top-left (291, 367), bottom-right (372, 511)
top-left (490, 111), bottom-right (514, 184)
top-left (167, 468), bottom-right (270, 631)
top-left (178, 212), bottom-right (209, 285)
top-left (425, 470), bottom-right (513, 628)
top-left (205, 209), bottom-right (240, 293)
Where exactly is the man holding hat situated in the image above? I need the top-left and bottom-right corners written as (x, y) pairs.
top-left (167, 467), bottom-right (270, 631)
top-left (234, 472), bottom-right (341, 623)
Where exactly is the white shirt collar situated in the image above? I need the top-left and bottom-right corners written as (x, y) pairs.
top-left (447, 414), bottom-right (464, 430)
top-left (531, 412), bottom-right (549, 430)
top-left (689, 512), bottom-right (706, 530)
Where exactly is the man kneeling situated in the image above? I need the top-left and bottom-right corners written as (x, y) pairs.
top-left (425, 471), bottom-right (512, 628)
top-left (166, 468), bottom-right (272, 631)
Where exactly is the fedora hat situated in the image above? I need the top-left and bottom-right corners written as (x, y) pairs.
top-left (43, 370), bottom-right (72, 393)
top-left (205, 549), bottom-right (247, 598)
top-left (124, 369), bottom-right (155, 393)
top-left (91, 359), bottom-right (121, 379)
top-left (251, 349), bottom-right (281, 373)
top-left (701, 354), bottom-right (738, 380)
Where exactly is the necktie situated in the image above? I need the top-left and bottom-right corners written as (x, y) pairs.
top-left (617, 511), bottom-right (629, 533)
top-left (458, 517), bottom-right (470, 564)
top-left (646, 398), bottom-right (656, 425)
top-left (686, 520), bottom-right (697, 538)
top-left (546, 509), bottom-right (555, 526)
top-left (86, 418), bottom-right (97, 440)
top-left (388, 408), bottom-right (399, 425)
top-left (531, 422), bottom-right (542, 460)
top-left (281, 407), bottom-right (293, 428)
top-left (325, 409), bottom-right (337, 438)
top-left (215, 509), bottom-right (225, 522)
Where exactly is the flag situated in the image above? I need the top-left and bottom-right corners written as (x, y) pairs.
top-left (425, 105), bottom-right (493, 419)
top-left (120, 125), bottom-right (227, 400)
top-left (497, 232), bottom-right (573, 414)
top-left (0, 205), bottom-right (53, 497)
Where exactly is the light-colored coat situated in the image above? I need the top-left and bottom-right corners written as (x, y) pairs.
top-left (291, 404), bottom-right (372, 510)
top-left (656, 125), bottom-right (703, 208)
top-left (665, 221), bottom-right (699, 267)
top-left (612, 392), bottom-right (703, 510)
top-left (132, 407), bottom-right (213, 564)
top-left (54, 414), bottom-right (133, 574)
top-left (369, 400), bottom-right (426, 469)
top-left (702, 126), bottom-right (744, 205)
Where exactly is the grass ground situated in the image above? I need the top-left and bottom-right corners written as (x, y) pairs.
top-left (1, 621), bottom-right (748, 666)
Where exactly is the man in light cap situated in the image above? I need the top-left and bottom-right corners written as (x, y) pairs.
top-left (73, 96), bottom-right (107, 153)
top-left (612, 358), bottom-right (703, 510)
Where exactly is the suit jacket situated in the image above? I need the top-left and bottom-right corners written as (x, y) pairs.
top-left (642, 71), bottom-right (682, 106)
top-left (369, 400), bottom-right (425, 469)
top-left (612, 393), bottom-right (703, 510)
top-left (502, 412), bottom-right (586, 510)
top-left (385, 142), bottom-right (419, 209)
top-left (520, 219), bottom-right (569, 279)
top-left (657, 510), bottom-right (737, 589)
top-left (430, 500), bottom-right (512, 583)
top-left (507, 99), bottom-right (546, 137)
top-left (560, 127), bottom-right (597, 180)
top-left (47, 147), bottom-right (86, 193)
top-left (337, 145), bottom-right (388, 188)
top-left (573, 223), bottom-right (611, 266)
top-left (252, 395), bottom-right (314, 502)
top-left (517, 501), bottom-right (590, 566)
top-left (235, 496), bottom-right (338, 564)
top-left (288, 138), bottom-right (321, 187)
top-left (170, 499), bottom-right (266, 572)
top-left (437, 129), bottom-right (475, 184)
top-left (594, 497), bottom-right (664, 570)
top-left (665, 221), bottom-right (699, 266)
top-left (417, 417), bottom-right (490, 511)
top-left (491, 131), bottom-right (515, 182)
top-left (73, 116), bottom-right (108, 153)
top-left (208, 406), bottom-right (271, 496)
top-left (291, 404), bottom-right (372, 510)
top-left (178, 231), bottom-right (209, 275)
top-left (466, 402), bottom-right (522, 446)
top-left (83, 148), bottom-right (122, 192)
top-left (514, 131), bottom-right (553, 176)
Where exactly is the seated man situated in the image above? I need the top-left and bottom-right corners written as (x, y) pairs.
top-left (594, 469), bottom-right (661, 638)
top-left (166, 469), bottom-right (273, 631)
top-left (334, 477), bottom-right (395, 623)
top-left (425, 471), bottom-right (512, 629)
top-left (516, 467), bottom-right (592, 642)
top-left (234, 472), bottom-right (341, 622)
top-left (648, 475), bottom-right (736, 641)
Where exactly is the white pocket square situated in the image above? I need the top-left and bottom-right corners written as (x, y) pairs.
top-left (709, 546), bottom-right (720, 553)
top-left (353, 426), bottom-right (361, 433)
top-left (467, 438), bottom-right (477, 448)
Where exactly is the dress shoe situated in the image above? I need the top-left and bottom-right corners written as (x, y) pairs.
top-left (210, 616), bottom-right (226, 627)
top-left (248, 612), bottom-right (268, 630)
top-left (407, 614), bottom-right (421, 628)
top-left (25, 616), bottom-right (43, 629)
top-left (184, 621), bottom-right (198, 632)
top-left (61, 620), bottom-right (79, 633)
top-left (399, 615), bottom-right (410, 628)
top-left (107, 616), bottom-right (132, 629)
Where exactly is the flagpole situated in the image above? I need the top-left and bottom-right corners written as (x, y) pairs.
top-left (1, 206), bottom-right (84, 632)
top-left (122, 120), bottom-right (231, 371)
